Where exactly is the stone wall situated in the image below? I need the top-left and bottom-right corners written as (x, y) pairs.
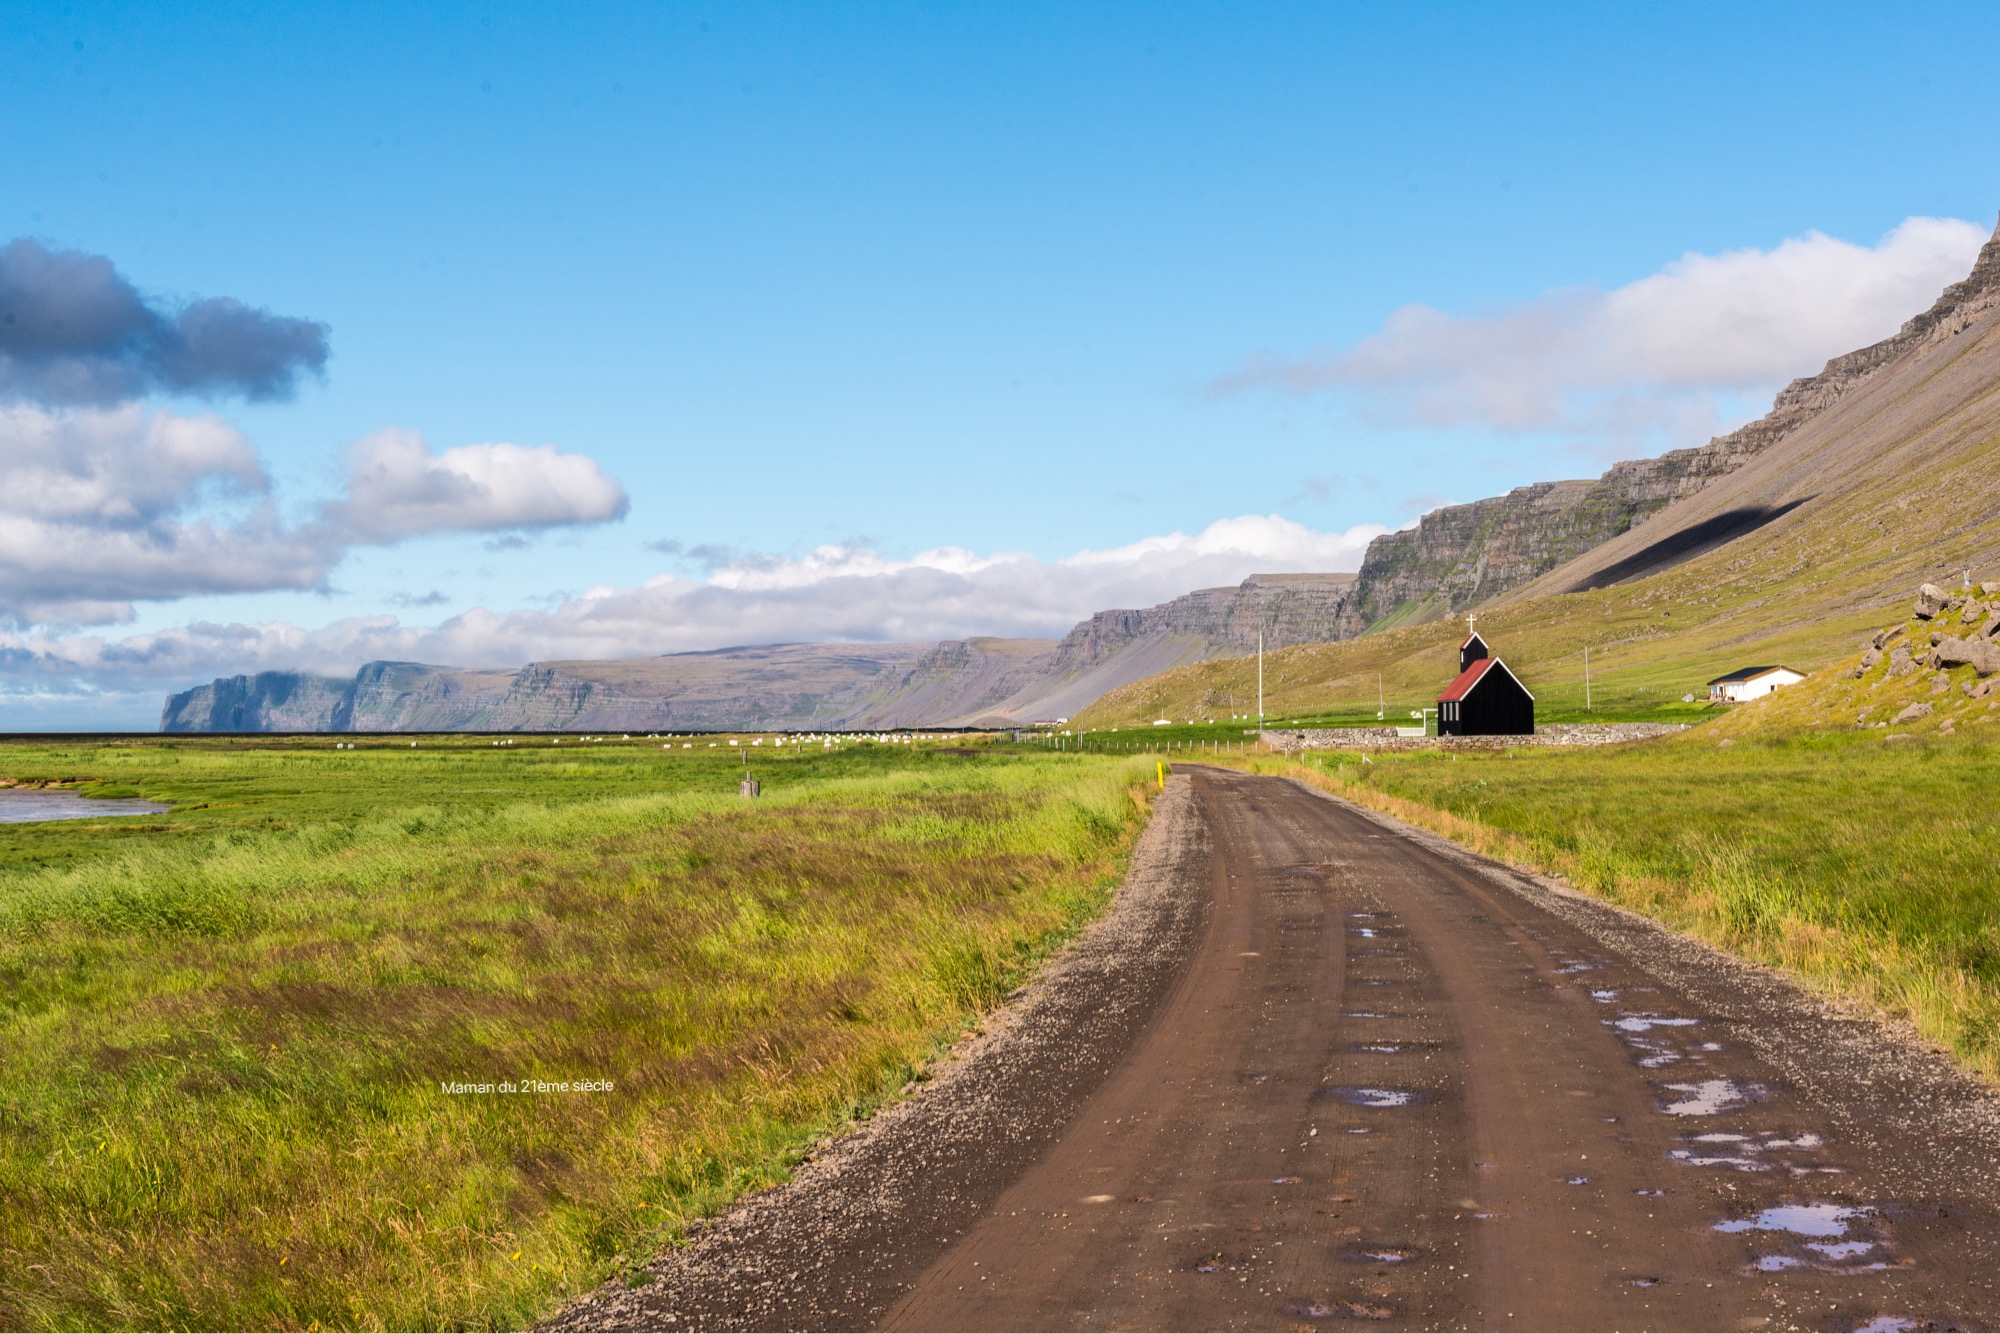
top-left (1259, 722), bottom-right (1689, 753)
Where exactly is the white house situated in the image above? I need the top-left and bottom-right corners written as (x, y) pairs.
top-left (1707, 665), bottom-right (1806, 703)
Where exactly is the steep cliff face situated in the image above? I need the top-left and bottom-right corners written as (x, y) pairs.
top-left (1052, 573), bottom-right (1356, 671)
top-left (1341, 214), bottom-right (2000, 630)
top-left (157, 574), bottom-right (1362, 731)
top-left (161, 672), bottom-right (353, 731)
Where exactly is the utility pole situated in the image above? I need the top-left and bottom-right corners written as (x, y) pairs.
top-left (1585, 645), bottom-right (1592, 713)
top-left (1257, 631), bottom-right (1264, 731)
top-left (1377, 672), bottom-right (1384, 720)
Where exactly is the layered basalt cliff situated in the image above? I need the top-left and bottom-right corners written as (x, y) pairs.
top-left (1340, 215), bottom-right (2000, 631)
top-left (1052, 572), bottom-right (1356, 671)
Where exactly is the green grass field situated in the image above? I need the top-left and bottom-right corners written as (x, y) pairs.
top-left (1257, 727), bottom-right (2000, 1083)
top-left (0, 737), bottom-right (1156, 1331)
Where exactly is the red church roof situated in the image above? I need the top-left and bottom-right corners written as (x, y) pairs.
top-left (1439, 655), bottom-right (1533, 703)
top-left (1439, 657), bottom-right (1498, 702)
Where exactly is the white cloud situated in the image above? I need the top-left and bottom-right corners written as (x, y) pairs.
top-left (328, 429), bottom-right (629, 541)
top-left (0, 410), bottom-right (632, 630)
top-left (0, 514), bottom-right (1385, 708)
top-left (1219, 215), bottom-right (1990, 453)
top-left (0, 404), bottom-right (332, 626)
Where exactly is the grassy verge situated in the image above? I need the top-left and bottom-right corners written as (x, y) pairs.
top-left (1235, 732), bottom-right (2000, 1084)
top-left (0, 738), bottom-right (1155, 1330)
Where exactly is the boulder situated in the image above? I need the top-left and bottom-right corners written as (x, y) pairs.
top-left (1984, 581), bottom-right (2000, 597)
top-left (1855, 648), bottom-right (1883, 677)
top-left (1873, 624), bottom-right (1906, 650)
top-left (1915, 583), bottom-right (1949, 618)
top-left (1892, 701), bottom-right (1934, 724)
top-left (1931, 671), bottom-right (1953, 695)
top-left (1966, 600), bottom-right (1990, 624)
top-left (1985, 613), bottom-right (2000, 640)
top-left (1931, 634), bottom-right (2000, 677)
top-left (1887, 645), bottom-right (1916, 677)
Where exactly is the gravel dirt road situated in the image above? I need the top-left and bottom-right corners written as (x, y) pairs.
top-left (553, 767), bottom-right (2000, 1332)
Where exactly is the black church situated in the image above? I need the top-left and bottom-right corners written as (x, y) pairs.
top-left (1437, 628), bottom-right (1535, 736)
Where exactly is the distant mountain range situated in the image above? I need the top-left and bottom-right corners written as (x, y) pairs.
top-left (160, 572), bottom-right (1357, 732)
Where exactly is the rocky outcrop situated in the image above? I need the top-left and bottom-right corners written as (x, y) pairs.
top-left (1342, 215), bottom-right (2000, 631)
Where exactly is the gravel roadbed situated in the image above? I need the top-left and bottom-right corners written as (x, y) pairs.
top-left (1291, 776), bottom-right (2000, 1205)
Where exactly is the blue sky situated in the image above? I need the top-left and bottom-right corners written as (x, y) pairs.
top-left (3, 2), bottom-right (1999, 726)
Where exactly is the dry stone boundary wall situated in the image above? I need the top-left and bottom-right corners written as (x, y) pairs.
top-left (1261, 722), bottom-right (1688, 753)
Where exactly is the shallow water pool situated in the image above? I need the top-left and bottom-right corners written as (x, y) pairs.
top-left (0, 790), bottom-right (169, 823)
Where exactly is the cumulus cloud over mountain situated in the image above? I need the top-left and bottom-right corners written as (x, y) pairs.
top-left (1219, 216), bottom-right (1989, 454)
top-left (0, 239), bottom-right (330, 405)
top-left (0, 514), bottom-right (1384, 696)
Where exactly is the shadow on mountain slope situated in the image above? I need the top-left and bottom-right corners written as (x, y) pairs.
top-left (1566, 498), bottom-right (1812, 593)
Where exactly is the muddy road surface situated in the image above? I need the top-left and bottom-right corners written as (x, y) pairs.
top-left (555, 768), bottom-right (2000, 1332)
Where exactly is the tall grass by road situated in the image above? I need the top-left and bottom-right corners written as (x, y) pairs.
top-left (1260, 729), bottom-right (2000, 1083)
top-left (0, 739), bottom-right (1154, 1331)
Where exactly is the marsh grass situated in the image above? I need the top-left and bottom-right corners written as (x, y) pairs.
top-left (0, 739), bottom-right (1152, 1330)
top-left (1255, 734), bottom-right (2000, 1084)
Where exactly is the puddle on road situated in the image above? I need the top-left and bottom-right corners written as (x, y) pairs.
top-left (1350, 1043), bottom-right (1408, 1054)
top-left (1283, 1297), bottom-right (1394, 1322)
top-left (1317, 1086), bottom-right (1431, 1108)
top-left (1669, 1130), bottom-right (1831, 1174)
top-left (1340, 1011), bottom-right (1401, 1020)
top-left (1716, 1203), bottom-right (1860, 1237)
top-left (1342, 1246), bottom-right (1419, 1265)
top-left (1614, 1014), bottom-right (1701, 1033)
top-left (1591, 989), bottom-right (1619, 1003)
top-left (1713, 1203), bottom-right (1907, 1275)
top-left (1349, 927), bottom-right (1379, 938)
top-left (1272, 1176), bottom-right (1300, 1185)
top-left (1565, 1176), bottom-right (1590, 1186)
top-left (1853, 1318), bottom-right (1922, 1332)
top-left (1656, 1079), bottom-right (1767, 1116)
top-left (1624, 1037), bottom-right (1689, 1069)
top-left (1605, 1012), bottom-right (1714, 1069)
